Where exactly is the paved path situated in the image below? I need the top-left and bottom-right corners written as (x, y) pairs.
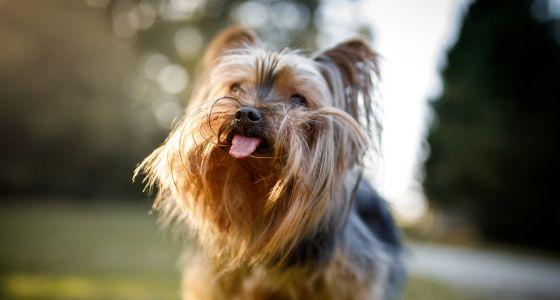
top-left (407, 242), bottom-right (560, 299)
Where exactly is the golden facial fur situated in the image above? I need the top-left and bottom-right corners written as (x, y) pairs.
top-left (135, 26), bottom-right (403, 300)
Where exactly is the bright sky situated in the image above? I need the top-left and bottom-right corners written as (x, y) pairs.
top-left (318, 0), bottom-right (472, 223)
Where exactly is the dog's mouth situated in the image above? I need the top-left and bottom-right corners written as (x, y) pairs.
top-left (225, 132), bottom-right (271, 159)
top-left (229, 135), bottom-right (262, 158)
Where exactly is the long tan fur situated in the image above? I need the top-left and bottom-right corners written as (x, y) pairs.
top-left (134, 26), bottom-right (392, 300)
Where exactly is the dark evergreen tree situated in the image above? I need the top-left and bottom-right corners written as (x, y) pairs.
top-left (425, 0), bottom-right (560, 252)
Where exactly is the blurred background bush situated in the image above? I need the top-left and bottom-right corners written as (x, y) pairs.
top-left (1, 0), bottom-right (559, 299)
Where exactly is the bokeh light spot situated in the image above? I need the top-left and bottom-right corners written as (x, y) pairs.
top-left (174, 27), bottom-right (204, 58)
top-left (143, 53), bottom-right (170, 81)
top-left (152, 96), bottom-right (183, 129)
top-left (157, 64), bottom-right (189, 94)
top-left (271, 2), bottom-right (310, 29)
top-left (233, 1), bottom-right (269, 28)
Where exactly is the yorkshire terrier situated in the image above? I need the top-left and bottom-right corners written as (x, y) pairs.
top-left (135, 26), bottom-right (405, 300)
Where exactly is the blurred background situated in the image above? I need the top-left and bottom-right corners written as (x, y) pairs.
top-left (1, 0), bottom-right (559, 299)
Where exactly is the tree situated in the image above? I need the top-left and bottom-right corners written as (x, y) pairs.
top-left (0, 0), bottom-right (318, 199)
top-left (425, 0), bottom-right (560, 252)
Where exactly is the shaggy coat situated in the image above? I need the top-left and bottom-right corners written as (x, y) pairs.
top-left (135, 26), bottom-right (405, 300)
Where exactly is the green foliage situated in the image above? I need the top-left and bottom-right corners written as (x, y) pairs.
top-left (0, 0), bottom-right (318, 199)
top-left (425, 0), bottom-right (560, 252)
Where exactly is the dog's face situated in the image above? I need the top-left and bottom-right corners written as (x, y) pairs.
top-left (208, 48), bottom-right (329, 160)
top-left (136, 26), bottom-right (380, 267)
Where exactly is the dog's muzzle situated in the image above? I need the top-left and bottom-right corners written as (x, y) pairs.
top-left (234, 106), bottom-right (262, 129)
top-left (228, 106), bottom-right (266, 158)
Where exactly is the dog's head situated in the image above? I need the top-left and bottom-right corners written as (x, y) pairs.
top-left (135, 26), bottom-right (380, 268)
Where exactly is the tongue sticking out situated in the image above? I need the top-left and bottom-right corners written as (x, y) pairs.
top-left (229, 135), bottom-right (262, 158)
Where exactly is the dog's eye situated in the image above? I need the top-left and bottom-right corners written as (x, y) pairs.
top-left (230, 83), bottom-right (242, 94)
top-left (290, 94), bottom-right (306, 106)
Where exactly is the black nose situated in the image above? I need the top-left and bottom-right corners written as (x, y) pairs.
top-left (235, 107), bottom-right (261, 123)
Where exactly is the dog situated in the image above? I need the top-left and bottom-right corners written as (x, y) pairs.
top-left (135, 26), bottom-right (405, 300)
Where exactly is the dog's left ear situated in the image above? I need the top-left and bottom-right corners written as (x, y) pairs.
top-left (314, 39), bottom-right (380, 131)
top-left (188, 26), bottom-right (260, 105)
top-left (202, 25), bottom-right (260, 69)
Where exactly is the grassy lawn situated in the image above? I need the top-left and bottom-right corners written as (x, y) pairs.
top-left (0, 201), bottom-right (473, 299)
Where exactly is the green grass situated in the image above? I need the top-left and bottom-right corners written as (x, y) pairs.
top-left (0, 201), bottom-right (472, 299)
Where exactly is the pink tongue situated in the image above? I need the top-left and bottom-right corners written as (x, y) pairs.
top-left (229, 135), bottom-right (262, 158)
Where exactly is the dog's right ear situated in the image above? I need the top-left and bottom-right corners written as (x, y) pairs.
top-left (314, 38), bottom-right (380, 133)
top-left (201, 26), bottom-right (260, 69)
